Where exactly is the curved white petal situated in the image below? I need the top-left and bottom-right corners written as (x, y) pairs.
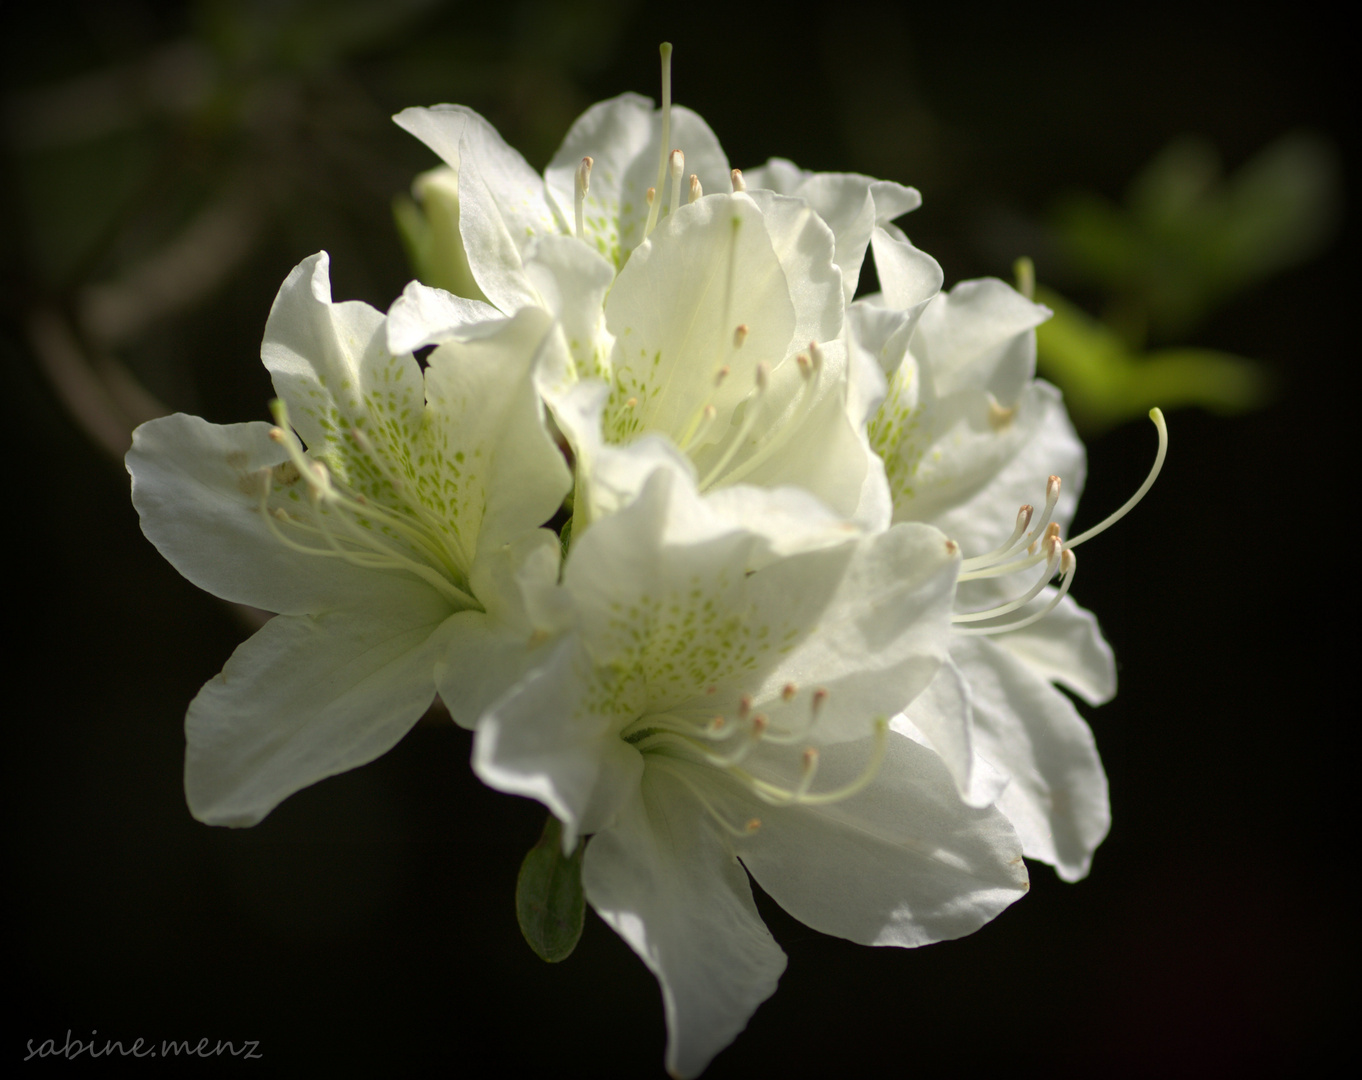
top-left (262, 252), bottom-right (423, 461)
top-left (385, 279), bottom-right (501, 355)
top-left (738, 729), bottom-right (1027, 946)
top-left (951, 635), bottom-right (1110, 882)
top-left (395, 105), bottom-right (565, 313)
top-left (421, 306), bottom-right (573, 555)
top-left (523, 232), bottom-right (616, 381)
top-left (471, 635), bottom-right (643, 846)
top-left (184, 578), bottom-right (457, 826)
top-left (996, 596), bottom-right (1117, 706)
top-left (744, 158), bottom-right (921, 301)
top-left (602, 193), bottom-right (798, 448)
top-left (583, 770), bottom-right (787, 1080)
top-left (127, 413), bottom-right (399, 614)
top-left (544, 94), bottom-right (731, 267)
top-left (758, 521), bottom-right (960, 744)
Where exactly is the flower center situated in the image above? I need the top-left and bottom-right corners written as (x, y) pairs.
top-left (950, 408), bottom-right (1167, 635)
top-left (257, 399), bottom-right (479, 609)
top-left (620, 684), bottom-right (888, 835)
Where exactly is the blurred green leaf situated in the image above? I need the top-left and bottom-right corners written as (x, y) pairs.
top-left (1035, 284), bottom-right (1274, 436)
top-left (1053, 132), bottom-right (1341, 341)
top-left (515, 814), bottom-right (586, 964)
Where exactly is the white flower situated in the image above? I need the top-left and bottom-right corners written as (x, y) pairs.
top-left (449, 457), bottom-right (1027, 1078)
top-left (394, 50), bottom-right (935, 530)
top-left (127, 252), bottom-right (570, 825)
top-left (856, 274), bottom-right (1166, 879)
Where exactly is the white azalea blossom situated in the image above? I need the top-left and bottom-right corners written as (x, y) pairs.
top-left (394, 55), bottom-right (936, 530)
top-left (857, 274), bottom-right (1165, 880)
top-left (127, 252), bottom-right (570, 825)
top-left (126, 39), bottom-right (1162, 1080)
top-left (447, 456), bottom-right (1027, 1078)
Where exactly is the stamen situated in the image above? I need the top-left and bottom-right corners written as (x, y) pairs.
top-left (732, 325), bottom-right (748, 350)
top-left (730, 168), bottom-right (746, 192)
top-left (793, 748), bottom-right (820, 798)
top-left (574, 155), bottom-right (593, 240)
top-left (668, 149), bottom-right (685, 216)
top-left (961, 505), bottom-right (1033, 571)
top-left (955, 548), bottom-right (1076, 636)
top-left (644, 42), bottom-right (674, 240)
top-left (739, 717), bottom-right (890, 806)
top-left (688, 173), bottom-right (702, 204)
top-left (953, 533), bottom-right (1062, 623)
top-left (781, 682), bottom-right (798, 702)
top-left (706, 714), bottom-right (767, 769)
top-left (698, 362), bottom-right (770, 489)
top-left (1066, 408), bottom-right (1168, 548)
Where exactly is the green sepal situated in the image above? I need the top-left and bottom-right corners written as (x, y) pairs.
top-left (515, 813), bottom-right (586, 963)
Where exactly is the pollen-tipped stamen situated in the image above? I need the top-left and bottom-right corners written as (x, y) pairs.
top-left (1067, 408), bottom-right (1168, 549)
top-left (574, 155), bottom-right (593, 240)
top-left (643, 42), bottom-right (674, 240)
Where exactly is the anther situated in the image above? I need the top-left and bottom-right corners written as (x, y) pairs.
top-left (796, 352), bottom-right (812, 378)
top-left (574, 155), bottom-right (593, 240)
top-left (807, 341), bottom-right (824, 372)
top-left (755, 362), bottom-right (770, 391)
top-left (811, 688), bottom-right (828, 715)
top-left (731, 168), bottom-right (746, 192)
top-left (668, 149), bottom-right (685, 215)
top-left (738, 694), bottom-right (753, 719)
top-left (688, 173), bottom-right (702, 204)
top-left (715, 365), bottom-right (730, 386)
top-left (781, 683), bottom-right (798, 702)
top-left (745, 818), bottom-right (762, 832)
top-left (733, 325), bottom-right (749, 349)
top-left (646, 186), bottom-right (656, 207)
top-left (625, 397), bottom-right (638, 410)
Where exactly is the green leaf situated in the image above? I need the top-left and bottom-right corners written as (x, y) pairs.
top-left (515, 813), bottom-right (586, 963)
top-left (1033, 285), bottom-right (1274, 436)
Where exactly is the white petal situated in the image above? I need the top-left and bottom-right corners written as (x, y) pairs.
top-left (925, 381), bottom-right (1084, 554)
top-left (261, 252), bottom-right (423, 461)
top-left (523, 233), bottom-right (616, 381)
top-left (583, 771), bottom-right (787, 1080)
top-left (951, 635), bottom-right (1110, 882)
top-left (420, 306), bottom-right (573, 554)
top-left (869, 225), bottom-right (943, 319)
top-left (185, 579), bottom-right (457, 826)
top-left (739, 729), bottom-right (1027, 946)
top-left (395, 105), bottom-right (565, 313)
top-left (602, 193), bottom-right (797, 448)
top-left (127, 413), bottom-right (398, 614)
top-left (914, 277), bottom-right (1049, 402)
top-left (898, 657), bottom-right (981, 804)
top-left (385, 279), bottom-right (501, 355)
top-left (996, 596), bottom-right (1117, 706)
top-left (471, 635), bottom-right (643, 846)
top-left (758, 521), bottom-right (960, 744)
top-left (544, 94), bottom-right (731, 265)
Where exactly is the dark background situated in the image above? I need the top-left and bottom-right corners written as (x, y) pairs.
top-left (6, 1), bottom-right (1350, 1074)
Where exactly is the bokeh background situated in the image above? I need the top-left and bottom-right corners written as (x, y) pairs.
top-left (6, 1), bottom-right (1350, 1074)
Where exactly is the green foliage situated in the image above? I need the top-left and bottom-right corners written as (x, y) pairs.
top-left (1032, 132), bottom-right (1338, 433)
top-left (515, 813), bottom-right (586, 963)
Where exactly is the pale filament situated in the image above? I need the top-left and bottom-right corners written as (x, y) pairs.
top-left (258, 404), bottom-right (476, 608)
top-left (643, 42), bottom-right (674, 239)
top-left (949, 407), bottom-right (1166, 636)
top-left (574, 155), bottom-right (593, 240)
top-left (626, 684), bottom-right (887, 828)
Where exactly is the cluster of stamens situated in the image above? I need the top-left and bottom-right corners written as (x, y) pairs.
top-left (620, 683), bottom-right (888, 835)
top-left (950, 408), bottom-right (1167, 635)
top-left (256, 400), bottom-right (476, 608)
